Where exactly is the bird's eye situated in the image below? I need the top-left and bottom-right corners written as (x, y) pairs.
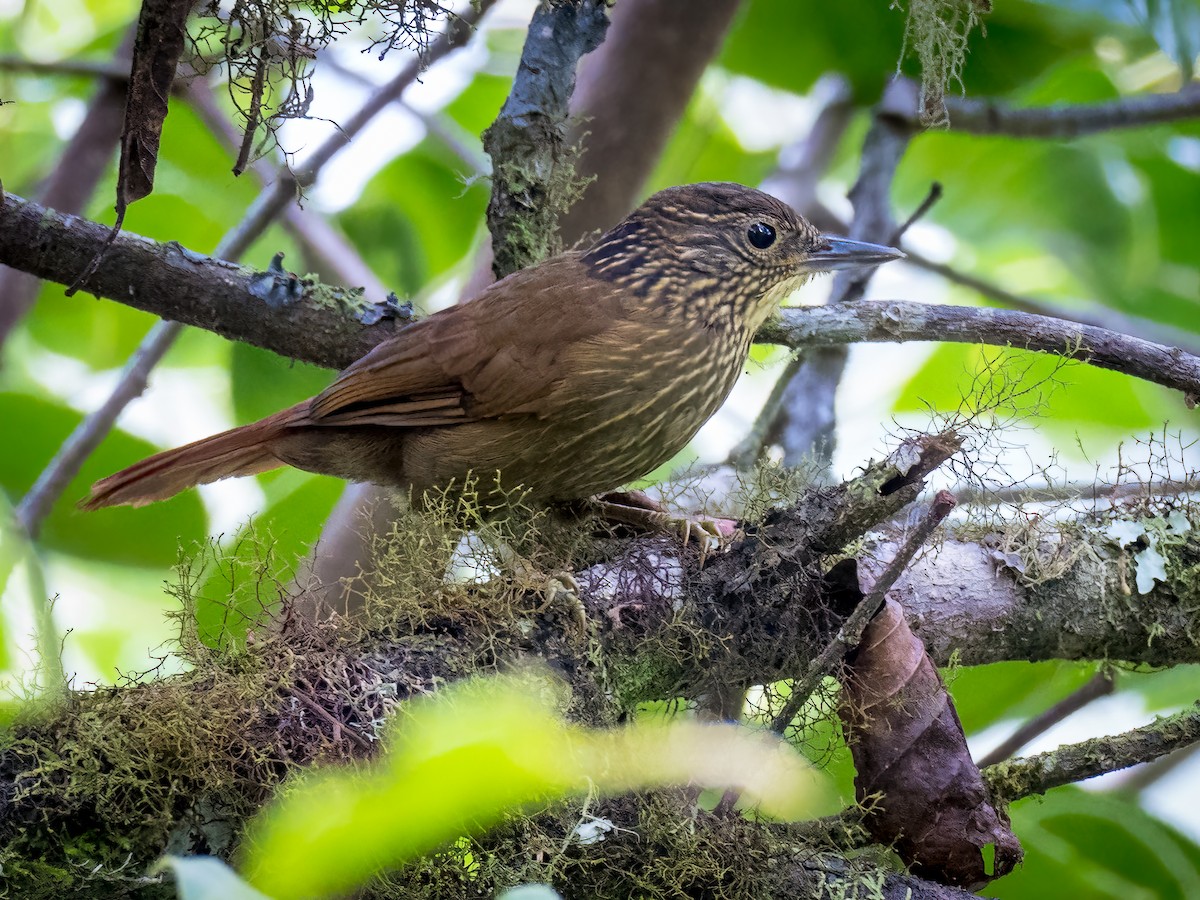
top-left (747, 222), bottom-right (776, 250)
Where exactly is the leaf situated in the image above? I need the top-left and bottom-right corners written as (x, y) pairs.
top-left (115, 0), bottom-right (192, 217)
top-left (720, 0), bottom-right (1099, 103)
top-left (0, 393), bottom-right (206, 567)
top-left (993, 789), bottom-right (1200, 899)
top-left (244, 673), bottom-right (827, 899)
top-left (157, 856), bottom-right (273, 900)
top-left (842, 598), bottom-right (1022, 885)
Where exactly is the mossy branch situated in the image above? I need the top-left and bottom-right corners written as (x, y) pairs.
top-left (482, 0), bottom-right (609, 277)
top-left (985, 703), bottom-right (1200, 802)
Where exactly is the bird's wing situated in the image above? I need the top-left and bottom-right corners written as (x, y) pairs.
top-left (308, 253), bottom-right (623, 427)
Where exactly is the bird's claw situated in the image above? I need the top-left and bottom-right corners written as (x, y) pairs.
top-left (534, 571), bottom-right (587, 638)
top-left (593, 491), bottom-right (738, 564)
top-left (676, 514), bottom-right (738, 565)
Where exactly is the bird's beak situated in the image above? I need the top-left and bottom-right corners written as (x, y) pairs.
top-left (805, 236), bottom-right (905, 272)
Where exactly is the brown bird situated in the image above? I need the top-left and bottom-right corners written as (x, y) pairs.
top-left (84, 183), bottom-right (902, 513)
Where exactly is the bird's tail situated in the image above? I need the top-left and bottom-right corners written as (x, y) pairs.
top-left (82, 403), bottom-right (309, 510)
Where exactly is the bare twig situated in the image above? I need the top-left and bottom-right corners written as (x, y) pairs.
top-left (12, 3), bottom-right (493, 539)
top-left (770, 491), bottom-right (956, 734)
top-left (977, 669), bottom-right (1116, 767)
top-left (889, 181), bottom-right (942, 245)
top-left (759, 300), bottom-right (1200, 402)
top-left (933, 83), bottom-right (1200, 139)
top-left (985, 702), bottom-right (1200, 802)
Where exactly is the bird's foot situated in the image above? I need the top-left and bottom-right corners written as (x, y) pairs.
top-left (594, 490), bottom-right (739, 564)
top-left (532, 570), bottom-right (587, 639)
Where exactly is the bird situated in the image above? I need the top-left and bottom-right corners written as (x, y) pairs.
top-left (83, 182), bottom-right (902, 514)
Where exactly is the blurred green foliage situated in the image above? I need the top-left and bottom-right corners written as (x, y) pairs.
top-left (1, 0), bottom-right (1199, 895)
top-left (244, 674), bottom-right (825, 899)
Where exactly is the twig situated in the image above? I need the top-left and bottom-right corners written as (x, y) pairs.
top-left (12, 3), bottom-right (493, 539)
top-left (948, 476), bottom-right (1200, 507)
top-left (977, 669), bottom-right (1116, 767)
top-left (985, 701), bottom-right (1200, 802)
top-left (759, 300), bottom-right (1200, 402)
top-left (889, 181), bottom-right (942, 245)
top-left (0, 55), bottom-right (135, 81)
top-left (770, 490), bottom-right (956, 734)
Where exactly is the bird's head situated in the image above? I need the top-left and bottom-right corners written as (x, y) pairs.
top-left (583, 182), bottom-right (903, 332)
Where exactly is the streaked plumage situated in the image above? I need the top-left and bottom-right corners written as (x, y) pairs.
top-left (84, 183), bottom-right (901, 510)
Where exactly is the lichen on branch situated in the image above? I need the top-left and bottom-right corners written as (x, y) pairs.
top-left (482, 0), bottom-right (610, 277)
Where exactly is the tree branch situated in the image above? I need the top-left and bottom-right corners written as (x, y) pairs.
top-left (933, 83), bottom-right (1200, 139)
top-left (760, 300), bottom-right (1200, 403)
top-left (481, 0), bottom-right (609, 277)
top-left (986, 703), bottom-right (1200, 802)
top-left (6, 4), bottom-right (493, 538)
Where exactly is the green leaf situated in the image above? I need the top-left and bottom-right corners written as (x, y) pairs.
top-left (444, 72), bottom-right (513, 138)
top-left (338, 140), bottom-right (488, 299)
top-left (230, 343), bottom-right (332, 425)
top-left (191, 473), bottom-right (340, 646)
top-left (158, 856), bottom-right (273, 900)
top-left (993, 789), bottom-right (1200, 899)
top-left (0, 393), bottom-right (206, 567)
top-left (948, 661), bottom-right (1100, 735)
top-left (720, 0), bottom-right (1100, 103)
top-left (245, 673), bottom-right (828, 899)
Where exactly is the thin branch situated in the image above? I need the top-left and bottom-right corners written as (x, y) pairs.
top-left (933, 83), bottom-right (1200, 139)
top-left (770, 490), bottom-right (957, 734)
top-left (900, 245), bottom-right (1200, 356)
top-left (0, 55), bottom-right (135, 81)
top-left (977, 669), bottom-right (1116, 767)
top-left (985, 702), bottom-right (1200, 802)
top-left (880, 75), bottom-right (1200, 138)
top-left (759, 300), bottom-right (1200, 402)
top-left (10, 3), bottom-right (493, 539)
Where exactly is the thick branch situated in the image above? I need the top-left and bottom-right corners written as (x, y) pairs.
top-left (482, 0), bottom-right (609, 276)
top-left (0, 191), bottom-right (395, 369)
top-left (760, 300), bottom-right (1200, 402)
